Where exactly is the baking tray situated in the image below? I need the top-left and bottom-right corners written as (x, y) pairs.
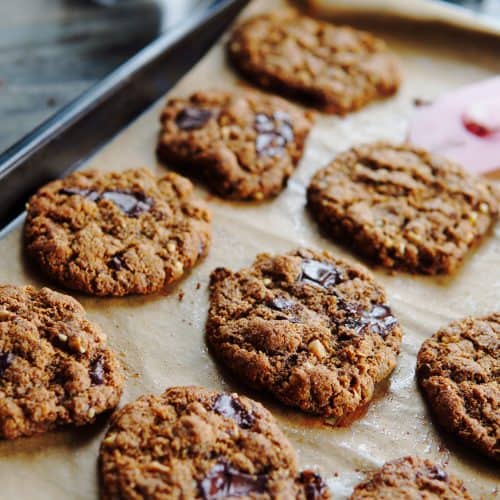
top-left (0, 0), bottom-right (499, 499)
top-left (0, 0), bottom-right (250, 232)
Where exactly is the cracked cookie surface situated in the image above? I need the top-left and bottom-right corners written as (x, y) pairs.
top-left (206, 248), bottom-right (402, 419)
top-left (0, 284), bottom-right (123, 440)
top-left (307, 142), bottom-right (499, 274)
top-left (25, 168), bottom-right (211, 296)
top-left (99, 386), bottom-right (330, 499)
top-left (228, 10), bottom-right (400, 114)
top-left (349, 456), bottom-right (471, 499)
top-left (417, 314), bottom-right (499, 461)
top-left (157, 90), bottom-right (314, 200)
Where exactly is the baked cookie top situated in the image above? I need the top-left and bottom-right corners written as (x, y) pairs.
top-left (157, 90), bottom-right (314, 200)
top-left (349, 456), bottom-right (471, 499)
top-left (417, 313), bottom-right (499, 461)
top-left (0, 284), bottom-right (123, 440)
top-left (307, 142), bottom-right (499, 274)
top-left (25, 168), bottom-right (211, 296)
top-left (206, 248), bottom-right (402, 419)
top-left (99, 386), bottom-right (330, 499)
top-left (227, 10), bottom-right (400, 114)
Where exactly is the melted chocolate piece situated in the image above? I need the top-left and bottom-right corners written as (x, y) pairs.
top-left (59, 187), bottom-right (99, 201)
top-left (176, 107), bottom-right (213, 130)
top-left (428, 465), bottom-right (448, 482)
top-left (0, 351), bottom-right (14, 377)
top-left (254, 112), bottom-right (294, 157)
top-left (199, 461), bottom-right (267, 499)
top-left (268, 296), bottom-right (295, 311)
top-left (108, 255), bottom-right (123, 271)
top-left (212, 394), bottom-right (254, 429)
top-left (100, 190), bottom-right (153, 217)
top-left (89, 355), bottom-right (105, 385)
top-left (298, 471), bottom-right (328, 500)
top-left (299, 260), bottom-right (342, 288)
top-left (345, 304), bottom-right (398, 338)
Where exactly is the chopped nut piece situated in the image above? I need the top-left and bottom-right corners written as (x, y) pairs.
top-left (308, 339), bottom-right (327, 359)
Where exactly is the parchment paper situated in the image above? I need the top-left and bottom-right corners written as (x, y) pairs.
top-left (0, 1), bottom-right (499, 498)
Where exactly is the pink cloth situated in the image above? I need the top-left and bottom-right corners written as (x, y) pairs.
top-left (408, 76), bottom-right (500, 175)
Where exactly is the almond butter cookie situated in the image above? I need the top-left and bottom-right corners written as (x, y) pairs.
top-left (0, 284), bottom-right (123, 440)
top-left (228, 11), bottom-right (400, 114)
top-left (99, 386), bottom-right (330, 499)
top-left (417, 314), bottom-right (499, 461)
top-left (206, 248), bottom-right (402, 420)
top-left (157, 90), bottom-right (313, 200)
top-left (307, 142), bottom-right (498, 274)
top-left (25, 168), bottom-right (211, 296)
top-left (350, 456), bottom-right (471, 499)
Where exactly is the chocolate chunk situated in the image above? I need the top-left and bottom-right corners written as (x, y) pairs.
top-left (0, 351), bottom-right (14, 377)
top-left (199, 461), bottom-right (267, 499)
top-left (108, 255), bottom-right (123, 271)
top-left (212, 393), bottom-right (254, 429)
top-left (100, 190), bottom-right (153, 217)
top-left (268, 296), bottom-right (294, 311)
top-left (59, 187), bottom-right (99, 201)
top-left (298, 470), bottom-right (328, 500)
top-left (254, 112), bottom-right (294, 157)
top-left (89, 355), bottom-right (105, 385)
top-left (299, 260), bottom-right (342, 288)
top-left (346, 304), bottom-right (398, 337)
top-left (176, 107), bottom-right (213, 130)
top-left (428, 465), bottom-right (448, 482)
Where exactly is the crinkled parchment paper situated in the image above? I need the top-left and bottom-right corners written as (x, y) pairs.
top-left (0, 0), bottom-right (499, 498)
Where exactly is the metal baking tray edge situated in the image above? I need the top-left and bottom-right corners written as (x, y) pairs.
top-left (0, 0), bottom-right (249, 236)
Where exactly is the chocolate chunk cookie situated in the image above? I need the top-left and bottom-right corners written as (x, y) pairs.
top-left (349, 456), bottom-right (471, 499)
top-left (206, 248), bottom-right (402, 420)
top-left (227, 11), bottom-right (400, 114)
top-left (307, 142), bottom-right (499, 274)
top-left (0, 284), bottom-right (123, 440)
top-left (99, 386), bottom-right (330, 499)
top-left (417, 314), bottom-right (500, 461)
top-left (25, 168), bottom-right (211, 296)
top-left (157, 90), bottom-right (314, 200)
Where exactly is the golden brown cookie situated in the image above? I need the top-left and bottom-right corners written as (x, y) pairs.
top-left (157, 89), bottom-right (314, 200)
top-left (417, 314), bottom-right (499, 461)
top-left (99, 386), bottom-right (331, 499)
top-left (307, 142), bottom-right (499, 274)
top-left (0, 284), bottom-right (123, 440)
top-left (206, 248), bottom-right (402, 420)
top-left (25, 168), bottom-right (211, 296)
top-left (228, 10), bottom-right (400, 114)
top-left (350, 456), bottom-right (471, 499)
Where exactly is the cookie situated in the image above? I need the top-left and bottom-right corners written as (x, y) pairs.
top-left (157, 89), bottom-right (314, 200)
top-left (25, 168), bottom-right (211, 296)
top-left (307, 142), bottom-right (499, 274)
top-left (417, 314), bottom-right (499, 461)
top-left (0, 284), bottom-right (123, 440)
top-left (227, 10), bottom-right (400, 114)
top-left (99, 386), bottom-right (330, 499)
top-left (206, 248), bottom-right (402, 420)
top-left (349, 456), bottom-right (471, 499)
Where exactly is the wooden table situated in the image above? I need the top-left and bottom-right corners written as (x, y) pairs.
top-left (0, 0), bottom-right (202, 154)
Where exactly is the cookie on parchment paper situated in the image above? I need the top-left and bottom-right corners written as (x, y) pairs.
top-left (349, 456), bottom-right (471, 499)
top-left (99, 386), bottom-right (330, 499)
top-left (25, 168), bottom-right (211, 296)
top-left (228, 10), bottom-right (401, 114)
top-left (157, 89), bottom-right (314, 200)
top-left (0, 284), bottom-right (123, 440)
top-left (307, 142), bottom-right (498, 274)
top-left (207, 248), bottom-right (402, 420)
top-left (417, 313), bottom-right (499, 461)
